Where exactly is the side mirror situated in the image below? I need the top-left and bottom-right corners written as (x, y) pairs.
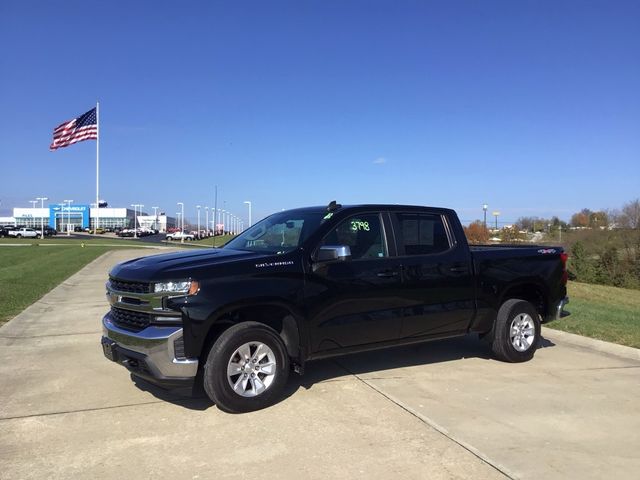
top-left (316, 245), bottom-right (352, 263)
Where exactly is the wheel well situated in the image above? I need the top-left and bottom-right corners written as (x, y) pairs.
top-left (202, 305), bottom-right (301, 361)
top-left (501, 284), bottom-right (547, 318)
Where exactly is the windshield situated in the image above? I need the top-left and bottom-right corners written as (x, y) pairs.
top-left (224, 210), bottom-right (327, 254)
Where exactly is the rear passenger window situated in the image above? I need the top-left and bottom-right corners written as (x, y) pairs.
top-left (397, 214), bottom-right (450, 255)
top-left (320, 213), bottom-right (387, 260)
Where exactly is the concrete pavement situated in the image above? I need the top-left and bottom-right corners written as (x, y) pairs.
top-left (1, 248), bottom-right (639, 479)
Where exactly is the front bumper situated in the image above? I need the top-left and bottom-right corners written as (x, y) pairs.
top-left (102, 313), bottom-right (198, 387)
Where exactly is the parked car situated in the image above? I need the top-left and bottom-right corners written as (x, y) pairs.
top-left (0, 226), bottom-right (17, 237)
top-left (8, 227), bottom-right (41, 238)
top-left (166, 231), bottom-right (195, 241)
top-left (117, 228), bottom-right (135, 237)
top-left (102, 202), bottom-right (570, 413)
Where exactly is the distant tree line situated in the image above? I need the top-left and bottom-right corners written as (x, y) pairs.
top-left (568, 199), bottom-right (640, 289)
top-left (513, 199), bottom-right (640, 231)
top-left (463, 199), bottom-right (640, 289)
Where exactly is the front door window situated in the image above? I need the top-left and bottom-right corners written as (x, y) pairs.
top-left (319, 213), bottom-right (388, 260)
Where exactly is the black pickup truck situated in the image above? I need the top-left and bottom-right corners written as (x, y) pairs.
top-left (102, 202), bottom-right (569, 412)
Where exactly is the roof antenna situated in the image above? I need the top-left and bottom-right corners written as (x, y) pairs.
top-left (327, 200), bottom-right (342, 212)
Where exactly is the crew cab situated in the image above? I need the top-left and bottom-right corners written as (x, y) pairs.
top-left (102, 203), bottom-right (569, 412)
top-left (8, 227), bottom-right (40, 238)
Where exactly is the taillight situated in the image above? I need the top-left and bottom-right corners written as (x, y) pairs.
top-left (560, 252), bottom-right (568, 284)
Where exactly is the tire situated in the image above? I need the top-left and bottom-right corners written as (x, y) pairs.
top-left (203, 322), bottom-right (290, 413)
top-left (17, 234), bottom-right (22, 238)
top-left (491, 299), bottom-right (541, 363)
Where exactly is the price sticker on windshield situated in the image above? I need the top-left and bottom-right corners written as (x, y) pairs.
top-left (350, 220), bottom-right (370, 231)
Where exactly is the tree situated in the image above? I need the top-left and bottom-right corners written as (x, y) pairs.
top-left (597, 246), bottom-right (625, 287)
top-left (620, 199), bottom-right (640, 229)
top-left (463, 220), bottom-right (490, 244)
top-left (569, 241), bottom-right (596, 283)
top-left (589, 211), bottom-right (608, 229)
top-left (571, 209), bottom-right (591, 228)
top-left (500, 226), bottom-right (524, 243)
top-left (516, 216), bottom-right (535, 231)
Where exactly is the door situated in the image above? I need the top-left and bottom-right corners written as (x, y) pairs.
top-left (305, 212), bottom-right (405, 353)
top-left (391, 212), bottom-right (475, 338)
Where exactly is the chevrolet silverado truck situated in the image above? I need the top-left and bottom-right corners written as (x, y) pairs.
top-left (102, 202), bottom-right (569, 412)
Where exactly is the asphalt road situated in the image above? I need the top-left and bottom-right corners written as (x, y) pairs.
top-left (1, 248), bottom-right (639, 479)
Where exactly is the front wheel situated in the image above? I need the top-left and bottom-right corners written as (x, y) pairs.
top-left (203, 322), bottom-right (290, 413)
top-left (491, 299), bottom-right (541, 363)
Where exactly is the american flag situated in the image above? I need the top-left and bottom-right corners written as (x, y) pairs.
top-left (50, 107), bottom-right (98, 150)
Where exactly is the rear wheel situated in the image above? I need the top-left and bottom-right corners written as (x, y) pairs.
top-left (491, 299), bottom-right (540, 362)
top-left (203, 322), bottom-right (290, 413)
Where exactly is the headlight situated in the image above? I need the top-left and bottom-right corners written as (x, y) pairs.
top-left (154, 279), bottom-right (200, 295)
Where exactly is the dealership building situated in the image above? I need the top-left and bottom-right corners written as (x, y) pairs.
top-left (0, 204), bottom-right (175, 233)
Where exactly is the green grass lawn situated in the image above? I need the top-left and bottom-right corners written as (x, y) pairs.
top-left (0, 236), bottom-right (161, 247)
top-left (547, 282), bottom-right (640, 348)
top-left (0, 238), bottom-right (173, 325)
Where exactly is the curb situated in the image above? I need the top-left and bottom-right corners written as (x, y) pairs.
top-left (542, 327), bottom-right (640, 361)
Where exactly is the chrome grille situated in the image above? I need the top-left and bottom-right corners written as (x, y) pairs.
top-left (110, 307), bottom-right (151, 332)
top-left (109, 277), bottom-right (151, 294)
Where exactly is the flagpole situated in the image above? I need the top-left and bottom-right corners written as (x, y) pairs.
top-left (95, 102), bottom-right (100, 234)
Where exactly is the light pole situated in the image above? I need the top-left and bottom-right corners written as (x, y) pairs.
top-left (29, 200), bottom-right (37, 231)
top-left (244, 201), bottom-right (252, 227)
top-left (483, 204), bottom-right (488, 230)
top-left (197, 205), bottom-right (201, 239)
top-left (221, 209), bottom-right (226, 235)
top-left (36, 196), bottom-right (48, 238)
top-left (177, 202), bottom-right (184, 243)
top-left (205, 207), bottom-right (209, 236)
top-left (492, 211), bottom-right (500, 231)
top-left (152, 206), bottom-right (159, 231)
top-left (131, 204), bottom-right (141, 238)
top-left (64, 200), bottom-right (73, 235)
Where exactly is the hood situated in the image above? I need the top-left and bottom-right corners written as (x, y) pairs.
top-left (109, 248), bottom-right (267, 282)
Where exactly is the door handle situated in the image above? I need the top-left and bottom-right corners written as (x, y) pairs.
top-left (449, 266), bottom-right (468, 273)
top-left (377, 270), bottom-right (399, 278)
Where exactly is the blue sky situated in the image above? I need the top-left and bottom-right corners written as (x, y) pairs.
top-left (0, 0), bottom-right (638, 225)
